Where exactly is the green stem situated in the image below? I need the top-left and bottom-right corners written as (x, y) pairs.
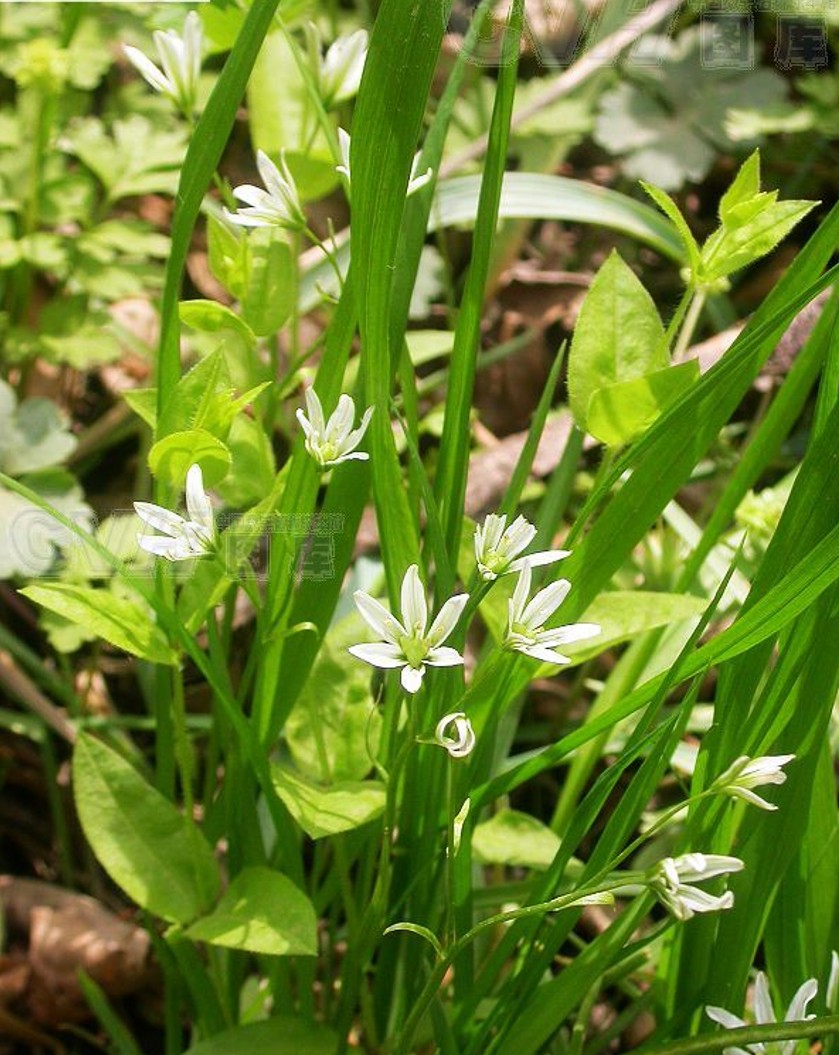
top-left (672, 289), bottom-right (707, 361)
top-left (640, 1017), bottom-right (839, 1055)
top-left (171, 662), bottom-right (194, 820)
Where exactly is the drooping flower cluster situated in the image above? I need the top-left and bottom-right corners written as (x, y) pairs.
top-left (648, 852), bottom-right (744, 922)
top-left (711, 754), bottom-right (794, 811)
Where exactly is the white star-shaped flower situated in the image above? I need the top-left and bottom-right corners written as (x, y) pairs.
top-left (707, 970), bottom-right (818, 1055)
top-left (435, 712), bottom-right (476, 759)
top-left (348, 564), bottom-right (469, 694)
top-left (123, 11), bottom-right (203, 117)
top-left (474, 512), bottom-right (569, 581)
top-left (503, 561), bottom-right (600, 664)
top-left (225, 150), bottom-right (306, 232)
top-left (711, 754), bottom-right (795, 811)
top-left (134, 464), bottom-right (215, 562)
top-left (296, 388), bottom-right (374, 469)
top-left (650, 852), bottom-right (744, 922)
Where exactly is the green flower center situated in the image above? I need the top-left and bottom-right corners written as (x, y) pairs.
top-left (399, 634), bottom-right (428, 669)
top-left (481, 550), bottom-right (509, 574)
top-left (510, 620), bottom-right (538, 643)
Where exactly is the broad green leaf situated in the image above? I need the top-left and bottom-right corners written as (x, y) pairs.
top-left (66, 16), bottom-right (112, 90)
top-left (206, 215), bottom-right (246, 299)
top-left (473, 809), bottom-right (561, 871)
top-left (567, 251), bottom-right (668, 431)
top-left (148, 429), bottom-right (231, 489)
top-left (21, 583), bottom-right (177, 664)
top-left (240, 229), bottom-right (295, 336)
top-left (39, 324), bottom-right (123, 368)
top-left (72, 733), bottom-right (220, 923)
top-left (719, 149), bottom-right (762, 223)
top-left (0, 482), bottom-right (92, 579)
top-left (214, 415), bottom-right (276, 508)
top-left (286, 615), bottom-right (381, 783)
top-left (63, 117), bottom-right (186, 201)
top-left (700, 199), bottom-right (816, 285)
top-left (246, 32), bottom-right (336, 200)
top-left (156, 348), bottom-right (266, 446)
top-left (186, 867), bottom-right (317, 956)
top-left (586, 360), bottom-right (700, 447)
top-left (122, 389), bottom-right (157, 430)
top-left (272, 765), bottom-right (386, 840)
top-left (179, 299), bottom-right (257, 349)
top-left (157, 349), bottom-right (229, 439)
top-left (79, 220), bottom-right (171, 261)
top-left (566, 589), bottom-right (708, 664)
top-left (0, 381), bottom-right (76, 474)
top-left (594, 29), bottom-right (788, 191)
top-left (185, 1017), bottom-right (339, 1055)
top-left (640, 181), bottom-right (702, 278)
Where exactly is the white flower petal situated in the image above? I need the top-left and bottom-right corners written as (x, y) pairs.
top-left (296, 407), bottom-right (314, 439)
top-left (521, 578), bottom-right (571, 629)
top-left (133, 501), bottom-right (185, 537)
top-left (706, 1007), bottom-right (748, 1032)
top-left (508, 549), bottom-right (570, 573)
top-left (426, 646), bottom-right (464, 667)
top-left (185, 464), bottom-right (213, 534)
top-left (256, 149), bottom-right (284, 199)
top-left (753, 973), bottom-right (775, 1026)
top-left (328, 451), bottom-right (369, 465)
top-left (426, 593), bottom-right (469, 646)
top-left (326, 394), bottom-right (355, 443)
top-left (435, 713), bottom-right (476, 758)
top-left (343, 404), bottom-right (374, 452)
top-left (138, 534), bottom-right (195, 561)
top-left (304, 387), bottom-right (326, 434)
top-left (353, 590), bottom-right (405, 644)
top-left (784, 978), bottom-right (818, 1023)
top-left (504, 515), bottom-right (536, 556)
top-left (539, 622), bottom-right (601, 648)
top-left (401, 664), bottom-right (425, 694)
top-left (123, 45), bottom-right (170, 95)
top-left (338, 127), bottom-right (351, 176)
top-left (347, 642), bottom-right (406, 669)
top-left (509, 561), bottom-right (532, 623)
top-left (400, 564), bottom-right (428, 634)
top-left (515, 643), bottom-right (570, 665)
top-left (231, 185), bottom-right (269, 208)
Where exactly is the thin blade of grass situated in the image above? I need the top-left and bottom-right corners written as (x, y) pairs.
top-left (434, 0), bottom-right (523, 577)
top-left (351, 0), bottom-right (444, 601)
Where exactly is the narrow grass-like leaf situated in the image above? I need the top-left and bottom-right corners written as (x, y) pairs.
top-left (499, 343), bottom-right (567, 520)
top-left (351, 0), bottom-right (441, 600)
top-left (434, 0), bottom-right (523, 573)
